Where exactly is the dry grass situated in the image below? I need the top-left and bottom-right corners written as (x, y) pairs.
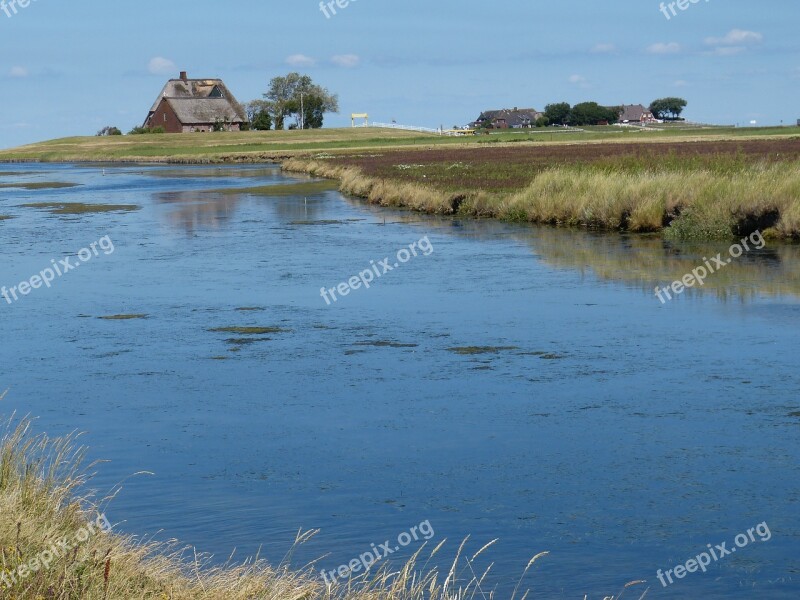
top-left (284, 157), bottom-right (800, 239)
top-left (0, 396), bottom-right (648, 599)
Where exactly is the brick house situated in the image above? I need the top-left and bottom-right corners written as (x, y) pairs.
top-left (472, 107), bottom-right (543, 129)
top-left (619, 104), bottom-right (657, 124)
top-left (144, 72), bottom-right (247, 133)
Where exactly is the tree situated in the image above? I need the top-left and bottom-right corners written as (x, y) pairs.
top-left (261, 73), bottom-right (339, 130)
top-left (245, 100), bottom-right (273, 130)
top-left (544, 102), bottom-right (571, 126)
top-left (535, 116), bottom-right (549, 128)
top-left (568, 102), bottom-right (620, 126)
top-left (96, 126), bottom-right (122, 136)
top-left (649, 97), bottom-right (687, 120)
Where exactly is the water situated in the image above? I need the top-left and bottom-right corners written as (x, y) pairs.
top-left (0, 163), bottom-right (798, 598)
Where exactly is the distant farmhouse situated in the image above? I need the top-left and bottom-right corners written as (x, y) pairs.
top-left (144, 72), bottom-right (247, 133)
top-left (472, 108), bottom-right (543, 129)
top-left (619, 104), bottom-right (657, 124)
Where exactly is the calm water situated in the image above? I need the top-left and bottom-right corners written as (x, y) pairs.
top-left (0, 163), bottom-right (798, 598)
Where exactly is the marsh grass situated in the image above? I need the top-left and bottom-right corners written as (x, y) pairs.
top-left (284, 157), bottom-right (800, 240)
top-left (0, 394), bottom-right (649, 599)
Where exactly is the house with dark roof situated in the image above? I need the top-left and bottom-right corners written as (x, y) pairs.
top-left (619, 104), bottom-right (657, 124)
top-left (472, 107), bottom-right (542, 129)
top-left (144, 72), bottom-right (248, 133)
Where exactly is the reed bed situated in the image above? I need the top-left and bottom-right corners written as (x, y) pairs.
top-left (283, 157), bottom-right (800, 240)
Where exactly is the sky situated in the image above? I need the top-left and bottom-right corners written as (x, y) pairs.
top-left (0, 0), bottom-right (798, 148)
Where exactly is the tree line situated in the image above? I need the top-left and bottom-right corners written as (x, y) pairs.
top-left (531, 97), bottom-right (687, 127)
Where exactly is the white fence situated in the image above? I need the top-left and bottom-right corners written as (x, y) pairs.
top-left (368, 122), bottom-right (444, 134)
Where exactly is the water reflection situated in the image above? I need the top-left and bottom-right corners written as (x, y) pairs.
top-left (156, 191), bottom-right (239, 234)
top-left (336, 194), bottom-right (800, 303)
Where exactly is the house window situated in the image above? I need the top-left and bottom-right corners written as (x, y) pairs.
top-left (164, 114), bottom-right (167, 122)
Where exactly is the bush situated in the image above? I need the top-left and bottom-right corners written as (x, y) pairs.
top-left (96, 126), bottom-right (122, 136)
top-left (128, 126), bottom-right (165, 135)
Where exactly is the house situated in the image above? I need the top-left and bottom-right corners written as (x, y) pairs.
top-left (619, 104), bottom-right (657, 124)
top-left (473, 107), bottom-right (542, 129)
top-left (144, 72), bottom-right (247, 133)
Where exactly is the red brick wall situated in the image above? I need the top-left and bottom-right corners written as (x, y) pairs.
top-left (147, 99), bottom-right (183, 133)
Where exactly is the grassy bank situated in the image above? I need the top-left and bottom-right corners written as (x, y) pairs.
top-left (2, 127), bottom-right (799, 239)
top-left (0, 126), bottom-right (796, 163)
top-left (283, 138), bottom-right (800, 239)
top-left (7, 404), bottom-right (635, 600)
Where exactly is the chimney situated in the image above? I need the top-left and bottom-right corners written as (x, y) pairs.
top-left (179, 71), bottom-right (188, 81)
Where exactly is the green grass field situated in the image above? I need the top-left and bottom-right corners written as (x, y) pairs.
top-left (0, 125), bottom-right (797, 163)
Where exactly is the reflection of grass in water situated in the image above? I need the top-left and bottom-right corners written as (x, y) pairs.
top-left (22, 202), bottom-right (140, 214)
top-left (98, 314), bottom-right (148, 320)
top-left (528, 228), bottom-right (800, 302)
top-left (0, 182), bottom-right (79, 190)
top-left (211, 179), bottom-right (338, 197)
top-left (209, 326), bottom-right (289, 334)
top-left (447, 346), bottom-right (519, 355)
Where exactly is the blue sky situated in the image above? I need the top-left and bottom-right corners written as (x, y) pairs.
top-left (0, 0), bottom-right (798, 148)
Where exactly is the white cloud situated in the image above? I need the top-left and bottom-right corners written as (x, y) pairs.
top-left (673, 80), bottom-right (689, 88)
top-left (568, 74), bottom-right (590, 88)
top-left (331, 54), bottom-right (360, 68)
top-left (148, 57), bottom-right (177, 75)
top-left (286, 54), bottom-right (316, 67)
top-left (9, 66), bottom-right (28, 78)
top-left (591, 43), bottom-right (617, 54)
top-left (705, 29), bottom-right (763, 46)
top-left (647, 42), bottom-right (681, 55)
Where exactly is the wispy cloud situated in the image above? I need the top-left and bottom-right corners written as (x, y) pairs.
top-left (705, 29), bottom-right (763, 46)
top-left (647, 42), bottom-right (681, 55)
top-left (673, 79), bottom-right (689, 88)
top-left (148, 57), bottom-right (177, 75)
top-left (591, 43), bottom-right (617, 54)
top-left (9, 66), bottom-right (28, 78)
top-left (704, 29), bottom-right (763, 56)
top-left (568, 74), bottom-right (590, 88)
top-left (331, 54), bottom-right (360, 68)
top-left (286, 54), bottom-right (317, 67)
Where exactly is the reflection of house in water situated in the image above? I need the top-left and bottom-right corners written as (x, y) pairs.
top-left (156, 191), bottom-right (239, 234)
top-left (155, 188), bottom-right (325, 234)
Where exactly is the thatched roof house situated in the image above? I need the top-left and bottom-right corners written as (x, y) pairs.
top-left (472, 108), bottom-right (542, 129)
top-left (144, 72), bottom-right (247, 133)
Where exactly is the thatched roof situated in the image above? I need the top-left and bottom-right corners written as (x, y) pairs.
top-left (165, 98), bottom-right (244, 124)
top-left (146, 75), bottom-right (247, 125)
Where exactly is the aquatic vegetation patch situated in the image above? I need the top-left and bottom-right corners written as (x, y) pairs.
top-left (97, 314), bottom-right (148, 320)
top-left (0, 181), bottom-right (79, 190)
top-left (21, 202), bottom-right (140, 215)
top-left (235, 307), bottom-right (266, 312)
top-left (224, 337), bottom-right (272, 345)
top-left (354, 340), bottom-right (419, 349)
top-left (0, 215), bottom-right (14, 221)
top-left (447, 346), bottom-right (519, 355)
top-left (209, 326), bottom-right (290, 335)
